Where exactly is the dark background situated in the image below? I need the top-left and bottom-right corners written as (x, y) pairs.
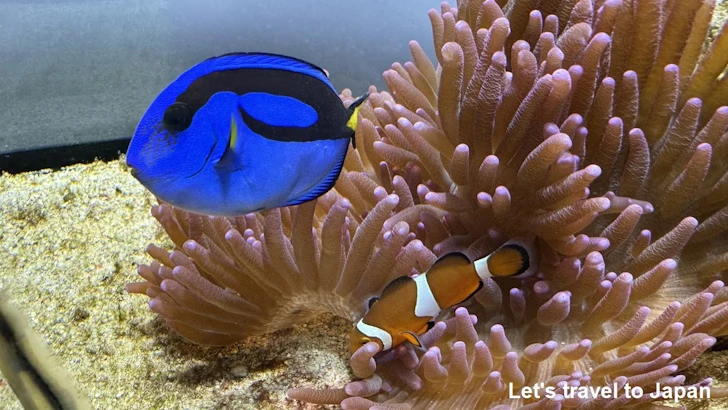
top-left (0, 0), bottom-right (440, 167)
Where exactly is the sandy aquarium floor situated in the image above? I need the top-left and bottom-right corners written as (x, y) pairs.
top-left (0, 157), bottom-right (352, 410)
top-left (1, 158), bottom-right (727, 410)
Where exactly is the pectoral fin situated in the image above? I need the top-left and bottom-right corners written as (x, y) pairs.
top-left (217, 113), bottom-right (244, 171)
top-left (400, 331), bottom-right (425, 350)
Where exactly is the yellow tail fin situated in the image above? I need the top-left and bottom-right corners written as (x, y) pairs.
top-left (346, 93), bottom-right (369, 131)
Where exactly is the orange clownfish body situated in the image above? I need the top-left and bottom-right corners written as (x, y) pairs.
top-left (349, 237), bottom-right (537, 353)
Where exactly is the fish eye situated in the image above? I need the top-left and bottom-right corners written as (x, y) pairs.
top-left (163, 102), bottom-right (193, 132)
top-left (361, 337), bottom-right (370, 345)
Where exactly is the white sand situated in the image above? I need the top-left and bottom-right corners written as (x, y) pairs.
top-left (0, 158), bottom-right (352, 409)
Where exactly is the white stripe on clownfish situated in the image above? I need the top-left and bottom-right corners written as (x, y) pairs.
top-left (413, 273), bottom-right (441, 318)
top-left (356, 319), bottom-right (393, 351)
top-left (473, 256), bottom-right (492, 281)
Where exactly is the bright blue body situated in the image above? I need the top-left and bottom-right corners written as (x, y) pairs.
top-left (126, 53), bottom-right (350, 216)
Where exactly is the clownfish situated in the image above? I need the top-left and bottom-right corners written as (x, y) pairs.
top-left (127, 52), bottom-right (368, 216)
top-left (349, 237), bottom-right (537, 353)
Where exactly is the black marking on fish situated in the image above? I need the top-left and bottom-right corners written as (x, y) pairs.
top-left (173, 68), bottom-right (349, 143)
top-left (368, 297), bottom-right (379, 309)
top-left (441, 251), bottom-right (471, 264)
top-left (380, 275), bottom-right (414, 298)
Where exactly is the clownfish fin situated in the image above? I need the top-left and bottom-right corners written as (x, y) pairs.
top-left (380, 275), bottom-right (414, 298)
top-left (368, 297), bottom-right (379, 309)
top-left (432, 252), bottom-right (471, 270)
top-left (475, 237), bottom-right (536, 279)
top-left (488, 244), bottom-right (530, 277)
top-left (460, 280), bottom-right (484, 304)
top-left (400, 331), bottom-right (425, 350)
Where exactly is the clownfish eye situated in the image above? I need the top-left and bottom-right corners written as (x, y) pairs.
top-left (163, 102), bottom-right (193, 132)
top-left (361, 337), bottom-right (370, 346)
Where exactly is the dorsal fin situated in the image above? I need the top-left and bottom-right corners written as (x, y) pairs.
top-left (380, 275), bottom-right (414, 298)
top-left (423, 251), bottom-right (470, 274)
top-left (440, 251), bottom-right (471, 264)
top-left (199, 52), bottom-right (333, 90)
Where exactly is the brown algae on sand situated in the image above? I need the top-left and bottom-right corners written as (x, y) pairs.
top-left (0, 158), bottom-right (352, 409)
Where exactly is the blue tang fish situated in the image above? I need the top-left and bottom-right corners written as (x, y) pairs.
top-left (126, 52), bottom-right (368, 216)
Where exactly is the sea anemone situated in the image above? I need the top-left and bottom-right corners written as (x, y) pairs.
top-left (127, 0), bottom-right (728, 408)
top-left (125, 192), bottom-right (435, 344)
